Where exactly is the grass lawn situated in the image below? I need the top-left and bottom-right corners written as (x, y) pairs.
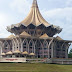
top-left (0, 63), bottom-right (72, 72)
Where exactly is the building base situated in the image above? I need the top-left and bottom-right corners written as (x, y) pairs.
top-left (0, 58), bottom-right (26, 63)
top-left (50, 58), bottom-right (72, 64)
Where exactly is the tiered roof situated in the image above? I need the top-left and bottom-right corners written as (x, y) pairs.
top-left (56, 36), bottom-right (63, 40)
top-left (18, 0), bottom-right (51, 27)
top-left (39, 33), bottom-right (51, 39)
top-left (1, 53), bottom-right (6, 55)
top-left (22, 51), bottom-right (28, 55)
top-left (13, 50), bottom-right (21, 54)
top-left (7, 0), bottom-right (52, 27)
top-left (6, 51), bottom-right (13, 55)
top-left (20, 31), bottom-right (31, 37)
top-left (7, 0), bottom-right (62, 36)
top-left (7, 35), bottom-right (15, 38)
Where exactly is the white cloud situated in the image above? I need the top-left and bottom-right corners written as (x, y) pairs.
top-left (0, 0), bottom-right (31, 38)
top-left (66, 0), bottom-right (72, 7)
top-left (0, 13), bottom-right (11, 38)
top-left (10, 0), bottom-right (30, 15)
top-left (42, 7), bottom-right (72, 40)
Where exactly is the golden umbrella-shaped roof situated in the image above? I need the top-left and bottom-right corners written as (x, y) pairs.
top-left (6, 51), bottom-right (13, 55)
top-left (1, 53), bottom-right (6, 56)
top-left (20, 31), bottom-right (31, 37)
top-left (7, 0), bottom-right (62, 36)
top-left (22, 51), bottom-right (28, 55)
top-left (56, 36), bottom-right (63, 40)
top-left (29, 53), bottom-right (35, 56)
top-left (9, 0), bottom-right (51, 27)
top-left (39, 33), bottom-right (52, 39)
top-left (13, 50), bottom-right (21, 54)
top-left (7, 35), bottom-right (15, 38)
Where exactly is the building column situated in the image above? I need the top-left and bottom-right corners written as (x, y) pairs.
top-left (21, 42), bottom-right (23, 52)
top-left (51, 42), bottom-right (54, 58)
top-left (18, 42), bottom-right (20, 50)
top-left (48, 39), bottom-right (53, 59)
top-left (34, 44), bottom-right (35, 54)
top-left (66, 47), bottom-right (68, 58)
top-left (65, 44), bottom-right (70, 59)
top-left (48, 43), bottom-right (50, 59)
top-left (15, 41), bottom-right (17, 51)
top-left (12, 42), bottom-right (14, 52)
top-left (28, 44), bottom-right (29, 53)
top-left (61, 42), bottom-right (66, 58)
top-left (53, 41), bottom-right (56, 58)
top-left (0, 46), bottom-right (2, 58)
top-left (43, 47), bottom-right (44, 58)
top-left (32, 46), bottom-right (33, 53)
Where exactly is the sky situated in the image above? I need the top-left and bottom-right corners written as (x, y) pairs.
top-left (0, 0), bottom-right (72, 51)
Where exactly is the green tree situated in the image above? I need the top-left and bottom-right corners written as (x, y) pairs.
top-left (68, 49), bottom-right (72, 58)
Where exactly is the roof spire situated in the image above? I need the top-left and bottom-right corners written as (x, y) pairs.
top-left (32, 0), bottom-right (38, 8)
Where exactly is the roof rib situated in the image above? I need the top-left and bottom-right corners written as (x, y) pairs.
top-left (16, 0), bottom-right (51, 27)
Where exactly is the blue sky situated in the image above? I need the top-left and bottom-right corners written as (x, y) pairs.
top-left (0, 0), bottom-right (72, 51)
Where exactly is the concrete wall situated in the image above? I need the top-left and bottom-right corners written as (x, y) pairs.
top-left (0, 58), bottom-right (26, 62)
top-left (52, 58), bottom-right (72, 64)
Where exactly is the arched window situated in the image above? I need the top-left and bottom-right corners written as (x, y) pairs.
top-left (22, 39), bottom-right (28, 52)
top-left (43, 41), bottom-right (48, 50)
top-left (15, 38), bottom-right (19, 50)
top-left (29, 40), bottom-right (35, 53)
top-left (12, 39), bottom-right (16, 51)
top-left (3, 41), bottom-right (9, 53)
top-left (10, 42), bottom-right (12, 51)
top-left (36, 40), bottom-right (43, 58)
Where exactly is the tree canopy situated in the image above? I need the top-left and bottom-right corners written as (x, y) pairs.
top-left (68, 49), bottom-right (72, 58)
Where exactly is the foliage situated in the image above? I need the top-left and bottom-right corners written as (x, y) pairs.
top-left (68, 49), bottom-right (72, 58)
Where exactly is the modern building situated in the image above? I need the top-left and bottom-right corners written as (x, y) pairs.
top-left (0, 0), bottom-right (72, 62)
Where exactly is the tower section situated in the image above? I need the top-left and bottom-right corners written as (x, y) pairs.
top-left (7, 0), bottom-right (62, 37)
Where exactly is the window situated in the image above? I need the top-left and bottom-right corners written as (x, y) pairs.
top-left (50, 47), bottom-right (51, 49)
top-left (4, 41), bottom-right (9, 51)
top-left (29, 40), bottom-right (34, 53)
top-left (57, 44), bottom-right (60, 48)
top-left (30, 50), bottom-right (32, 53)
top-left (44, 48), bottom-right (48, 50)
top-left (63, 50), bottom-right (65, 51)
top-left (50, 55), bottom-right (51, 58)
top-left (63, 57), bottom-right (65, 58)
top-left (30, 47), bottom-right (32, 49)
top-left (23, 46), bottom-right (26, 48)
top-left (30, 31), bottom-right (34, 35)
top-left (23, 42), bottom-right (26, 45)
top-left (57, 56), bottom-right (59, 58)
top-left (38, 48), bottom-right (42, 50)
top-left (43, 41), bottom-right (48, 49)
top-left (56, 49), bottom-right (61, 51)
top-left (29, 42), bottom-right (32, 46)
top-left (44, 55), bottom-right (48, 58)
top-left (10, 48), bottom-right (12, 50)
top-left (38, 52), bottom-right (42, 54)
top-left (23, 39), bottom-right (28, 52)
top-left (5, 48), bottom-right (7, 50)
top-left (44, 51), bottom-right (48, 54)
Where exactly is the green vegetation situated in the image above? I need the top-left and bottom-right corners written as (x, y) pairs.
top-left (68, 49), bottom-right (72, 58)
top-left (0, 63), bottom-right (72, 72)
